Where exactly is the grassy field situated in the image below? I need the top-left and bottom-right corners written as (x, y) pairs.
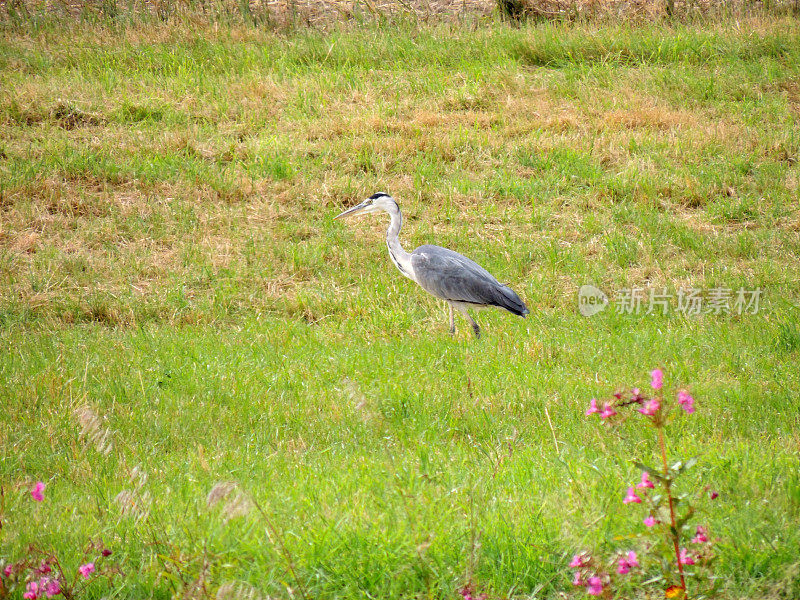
top-left (2, 13), bottom-right (800, 600)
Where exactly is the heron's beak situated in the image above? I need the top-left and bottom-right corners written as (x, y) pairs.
top-left (334, 200), bottom-right (370, 220)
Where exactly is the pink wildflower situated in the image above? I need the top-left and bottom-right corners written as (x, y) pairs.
top-left (23, 581), bottom-right (39, 600)
top-left (630, 388), bottom-right (644, 403)
top-left (572, 571), bottom-right (584, 586)
top-left (678, 390), bottom-right (695, 414)
top-left (650, 369), bottom-right (663, 390)
top-left (587, 576), bottom-right (603, 596)
top-left (692, 525), bottom-right (709, 544)
top-left (43, 578), bottom-right (62, 598)
top-left (31, 481), bottom-right (45, 502)
top-left (679, 548), bottom-right (696, 565)
top-left (638, 398), bottom-right (660, 416)
top-left (78, 563), bottom-right (95, 579)
top-left (643, 515), bottom-right (656, 527)
top-left (585, 399), bottom-right (600, 416)
top-left (36, 562), bottom-right (51, 575)
top-left (617, 551), bottom-right (639, 575)
top-left (637, 471), bottom-right (655, 489)
top-left (569, 553), bottom-right (589, 568)
top-left (599, 402), bottom-right (617, 419)
top-left (2, 564), bottom-right (12, 577)
top-left (623, 487), bottom-right (642, 504)
top-left (617, 557), bottom-right (631, 575)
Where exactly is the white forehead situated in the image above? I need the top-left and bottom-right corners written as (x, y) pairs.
top-left (369, 193), bottom-right (395, 208)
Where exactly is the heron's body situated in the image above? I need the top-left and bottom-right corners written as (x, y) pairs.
top-left (335, 193), bottom-right (528, 337)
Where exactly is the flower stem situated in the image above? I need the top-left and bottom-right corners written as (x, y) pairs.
top-left (658, 426), bottom-right (687, 594)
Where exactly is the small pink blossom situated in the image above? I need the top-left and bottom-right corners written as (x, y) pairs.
top-left (36, 562), bottom-right (51, 575)
top-left (585, 398), bottom-right (600, 416)
top-left (587, 576), bottom-right (603, 596)
top-left (637, 471), bottom-right (655, 489)
top-left (616, 551), bottom-right (639, 574)
top-left (43, 578), bottom-right (62, 598)
top-left (710, 490), bottom-right (719, 500)
top-left (457, 586), bottom-right (486, 600)
top-left (2, 564), bottom-right (12, 577)
top-left (569, 553), bottom-right (589, 568)
top-left (23, 581), bottom-right (39, 599)
top-left (599, 402), bottom-right (617, 419)
top-left (623, 487), bottom-right (642, 504)
top-left (572, 571), bottom-right (584, 586)
top-left (678, 548), bottom-right (696, 565)
top-left (630, 388), bottom-right (644, 402)
top-left (31, 481), bottom-right (45, 502)
top-left (638, 398), bottom-right (660, 416)
top-left (617, 558), bottom-right (631, 575)
top-left (78, 562), bottom-right (95, 579)
top-left (643, 515), bottom-right (656, 527)
top-left (678, 390), bottom-right (695, 414)
top-left (692, 525), bottom-right (709, 544)
top-left (650, 369), bottom-right (663, 390)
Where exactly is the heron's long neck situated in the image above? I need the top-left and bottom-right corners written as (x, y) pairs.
top-left (385, 206), bottom-right (415, 281)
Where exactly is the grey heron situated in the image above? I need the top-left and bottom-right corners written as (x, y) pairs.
top-left (335, 192), bottom-right (528, 338)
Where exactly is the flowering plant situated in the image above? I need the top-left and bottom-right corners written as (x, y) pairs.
top-left (572, 370), bottom-right (719, 599)
top-left (1, 483), bottom-right (121, 599)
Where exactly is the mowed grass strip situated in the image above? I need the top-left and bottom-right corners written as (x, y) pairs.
top-left (1, 16), bottom-right (799, 600)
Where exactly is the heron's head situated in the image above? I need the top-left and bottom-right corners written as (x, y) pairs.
top-left (334, 192), bottom-right (398, 220)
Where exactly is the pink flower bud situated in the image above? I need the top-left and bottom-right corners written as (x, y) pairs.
top-left (650, 369), bottom-right (663, 390)
top-left (31, 482), bottom-right (45, 502)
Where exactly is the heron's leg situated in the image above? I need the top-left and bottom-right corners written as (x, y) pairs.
top-left (456, 305), bottom-right (481, 339)
top-left (448, 303), bottom-right (455, 335)
top-left (467, 314), bottom-right (481, 339)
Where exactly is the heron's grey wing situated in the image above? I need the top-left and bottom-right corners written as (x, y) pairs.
top-left (411, 245), bottom-right (528, 316)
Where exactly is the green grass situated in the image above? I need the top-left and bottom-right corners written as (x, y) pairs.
top-left (1, 14), bottom-right (800, 600)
